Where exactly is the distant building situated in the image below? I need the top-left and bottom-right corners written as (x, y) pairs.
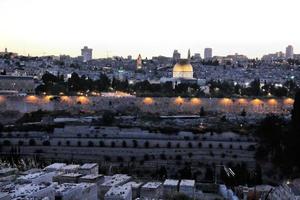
top-left (136, 54), bottom-right (142, 70)
top-left (0, 75), bottom-right (35, 94)
top-left (127, 55), bottom-right (132, 60)
top-left (81, 46), bottom-right (93, 62)
top-left (286, 45), bottom-right (294, 59)
top-left (173, 50), bottom-right (181, 63)
top-left (204, 48), bottom-right (213, 60)
top-left (193, 53), bottom-right (201, 61)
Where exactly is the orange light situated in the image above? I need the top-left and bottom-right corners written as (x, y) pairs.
top-left (43, 95), bottom-right (53, 103)
top-left (61, 96), bottom-right (72, 104)
top-left (190, 98), bottom-right (201, 105)
top-left (76, 96), bottom-right (89, 105)
top-left (268, 99), bottom-right (278, 106)
top-left (238, 98), bottom-right (248, 105)
top-left (251, 98), bottom-right (263, 106)
top-left (143, 97), bottom-right (154, 105)
top-left (25, 95), bottom-right (39, 104)
top-left (0, 96), bottom-right (6, 104)
top-left (284, 98), bottom-right (294, 106)
top-left (220, 98), bottom-right (233, 106)
top-left (174, 97), bottom-right (184, 105)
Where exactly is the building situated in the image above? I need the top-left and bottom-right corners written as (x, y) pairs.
top-left (78, 163), bottom-right (98, 175)
top-left (0, 75), bottom-right (35, 94)
top-left (61, 164), bottom-right (80, 174)
top-left (79, 174), bottom-right (105, 199)
top-left (3, 183), bottom-right (56, 200)
top-left (16, 171), bottom-right (57, 184)
top-left (163, 179), bottom-right (179, 197)
top-left (173, 59), bottom-right (193, 79)
top-left (179, 179), bottom-right (195, 198)
top-left (136, 54), bottom-right (142, 70)
top-left (286, 45), bottom-right (294, 59)
top-left (81, 46), bottom-right (93, 62)
top-left (54, 183), bottom-right (97, 200)
top-left (204, 48), bottom-right (213, 60)
top-left (100, 174), bottom-right (132, 198)
top-left (44, 163), bottom-right (67, 172)
top-left (193, 53), bottom-right (201, 61)
top-left (55, 173), bottom-right (83, 184)
top-left (172, 50), bottom-right (181, 63)
top-left (104, 185), bottom-right (132, 200)
top-left (122, 181), bottom-right (143, 199)
top-left (140, 182), bottom-right (163, 200)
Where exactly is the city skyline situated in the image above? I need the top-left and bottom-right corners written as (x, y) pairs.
top-left (0, 0), bottom-right (300, 58)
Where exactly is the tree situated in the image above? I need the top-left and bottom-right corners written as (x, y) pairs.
top-left (144, 141), bottom-right (150, 148)
top-left (0, 122), bottom-right (3, 132)
top-left (292, 91), bottom-right (300, 130)
top-left (88, 141), bottom-right (94, 147)
top-left (200, 106), bottom-right (206, 116)
top-left (3, 140), bottom-right (11, 146)
top-left (99, 141), bottom-right (105, 147)
top-left (111, 141), bottom-right (115, 147)
top-left (132, 140), bottom-right (138, 148)
top-left (241, 109), bottom-right (247, 117)
top-left (122, 141), bottom-right (127, 148)
top-left (42, 141), bottom-right (50, 146)
top-left (102, 111), bottom-right (115, 125)
top-left (29, 139), bottom-right (36, 146)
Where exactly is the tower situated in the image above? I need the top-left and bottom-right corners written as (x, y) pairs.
top-left (204, 48), bottom-right (212, 60)
top-left (81, 46), bottom-right (93, 62)
top-left (188, 49), bottom-right (191, 60)
top-left (286, 45), bottom-right (294, 59)
top-left (136, 54), bottom-right (142, 70)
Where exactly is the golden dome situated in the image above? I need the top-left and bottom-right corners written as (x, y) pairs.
top-left (173, 59), bottom-right (193, 79)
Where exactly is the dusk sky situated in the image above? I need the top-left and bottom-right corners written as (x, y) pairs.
top-left (0, 0), bottom-right (299, 58)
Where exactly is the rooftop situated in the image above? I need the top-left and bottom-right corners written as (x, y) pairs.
top-left (79, 163), bottom-right (98, 170)
top-left (101, 174), bottom-right (131, 187)
top-left (44, 163), bottom-right (66, 171)
top-left (180, 179), bottom-right (195, 187)
top-left (61, 164), bottom-right (80, 171)
top-left (164, 179), bottom-right (179, 186)
top-left (61, 173), bottom-right (82, 178)
top-left (80, 174), bottom-right (104, 180)
top-left (142, 182), bottom-right (162, 189)
top-left (122, 181), bottom-right (144, 189)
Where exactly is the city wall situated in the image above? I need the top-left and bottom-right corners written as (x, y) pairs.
top-left (0, 95), bottom-right (295, 115)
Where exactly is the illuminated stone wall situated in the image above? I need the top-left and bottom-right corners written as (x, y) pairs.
top-left (0, 95), bottom-right (294, 115)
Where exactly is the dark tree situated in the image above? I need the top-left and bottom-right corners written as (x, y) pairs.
top-left (292, 91), bottom-right (300, 130)
top-left (102, 111), bottom-right (115, 125)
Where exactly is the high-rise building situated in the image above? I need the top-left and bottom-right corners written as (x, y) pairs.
top-left (172, 50), bottom-right (181, 63)
top-left (204, 48), bottom-right (212, 60)
top-left (136, 54), bottom-right (142, 70)
top-left (81, 46), bottom-right (93, 62)
top-left (286, 45), bottom-right (294, 59)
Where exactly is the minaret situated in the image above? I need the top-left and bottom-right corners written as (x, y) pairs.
top-left (188, 49), bottom-right (191, 60)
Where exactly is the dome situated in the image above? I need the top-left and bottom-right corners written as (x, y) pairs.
top-left (173, 59), bottom-right (193, 79)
